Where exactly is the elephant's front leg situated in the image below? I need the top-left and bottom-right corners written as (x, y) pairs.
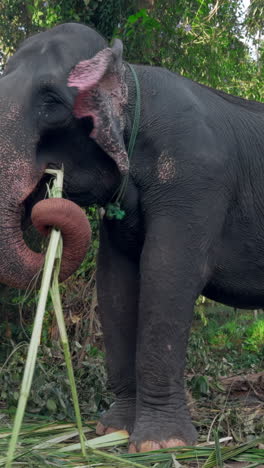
top-left (96, 222), bottom-right (139, 436)
top-left (130, 217), bottom-right (211, 452)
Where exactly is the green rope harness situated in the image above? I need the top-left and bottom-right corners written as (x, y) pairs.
top-left (105, 63), bottom-right (141, 220)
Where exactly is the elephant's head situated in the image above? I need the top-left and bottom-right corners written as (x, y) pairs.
top-left (0, 23), bottom-right (128, 289)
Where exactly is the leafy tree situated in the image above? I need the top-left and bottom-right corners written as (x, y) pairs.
top-left (0, 0), bottom-right (262, 102)
top-left (0, 0), bottom-right (135, 68)
top-left (245, 0), bottom-right (264, 37)
top-left (117, 0), bottom-right (263, 100)
top-left (245, 0), bottom-right (264, 73)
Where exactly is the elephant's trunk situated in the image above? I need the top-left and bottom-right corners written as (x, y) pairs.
top-left (0, 198), bottom-right (91, 289)
top-left (0, 90), bottom-right (91, 289)
top-left (0, 197), bottom-right (91, 290)
top-left (32, 198), bottom-right (91, 283)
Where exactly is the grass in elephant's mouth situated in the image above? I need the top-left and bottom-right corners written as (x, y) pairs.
top-left (22, 173), bottom-right (52, 226)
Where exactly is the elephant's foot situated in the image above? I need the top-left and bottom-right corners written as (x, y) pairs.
top-left (128, 411), bottom-right (197, 453)
top-left (128, 438), bottom-right (186, 453)
top-left (96, 397), bottom-right (136, 436)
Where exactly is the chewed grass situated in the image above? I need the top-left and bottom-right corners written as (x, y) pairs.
top-left (0, 418), bottom-right (263, 467)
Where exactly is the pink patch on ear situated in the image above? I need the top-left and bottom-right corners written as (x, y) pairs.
top-left (68, 48), bottom-right (113, 92)
top-left (72, 90), bottom-right (99, 133)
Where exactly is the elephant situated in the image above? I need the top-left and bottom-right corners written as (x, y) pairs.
top-left (0, 22), bottom-right (264, 452)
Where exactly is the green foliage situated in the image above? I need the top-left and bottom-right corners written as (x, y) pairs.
top-left (0, 0), bottom-right (262, 105)
top-left (117, 0), bottom-right (263, 101)
top-left (190, 374), bottom-right (210, 398)
top-left (73, 207), bottom-right (99, 278)
top-left (0, 0), bottom-right (38, 64)
top-left (244, 318), bottom-right (264, 352)
top-left (195, 296), bottom-right (208, 325)
top-left (245, 0), bottom-right (264, 37)
top-left (1, 303), bottom-right (263, 418)
top-left (0, 340), bottom-right (110, 419)
top-left (0, 0), bottom-right (134, 69)
top-left (187, 308), bottom-right (264, 376)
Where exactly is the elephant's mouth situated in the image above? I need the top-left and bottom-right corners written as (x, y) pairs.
top-left (21, 172), bottom-right (54, 231)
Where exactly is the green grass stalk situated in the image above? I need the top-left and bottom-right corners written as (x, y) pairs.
top-left (88, 448), bottom-right (149, 468)
top-left (48, 167), bottom-right (88, 458)
top-left (5, 228), bottom-right (61, 467)
top-left (5, 168), bottom-right (65, 467)
top-left (50, 271), bottom-right (87, 458)
top-left (214, 430), bottom-right (223, 467)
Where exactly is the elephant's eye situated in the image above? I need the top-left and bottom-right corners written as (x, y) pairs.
top-left (43, 93), bottom-right (62, 105)
top-left (42, 91), bottom-right (67, 110)
top-left (38, 92), bottom-right (71, 128)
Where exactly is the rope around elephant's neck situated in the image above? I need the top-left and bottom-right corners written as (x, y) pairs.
top-left (105, 63), bottom-right (141, 220)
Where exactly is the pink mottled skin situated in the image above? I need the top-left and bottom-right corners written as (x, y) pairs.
top-left (68, 48), bottom-right (114, 91)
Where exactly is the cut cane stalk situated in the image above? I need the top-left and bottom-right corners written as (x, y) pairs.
top-left (5, 167), bottom-right (87, 466)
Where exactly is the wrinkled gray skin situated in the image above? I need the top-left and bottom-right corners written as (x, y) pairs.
top-left (1, 23), bottom-right (264, 451)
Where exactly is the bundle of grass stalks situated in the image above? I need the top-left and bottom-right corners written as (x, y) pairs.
top-left (0, 420), bottom-right (263, 467)
top-left (1, 168), bottom-right (263, 467)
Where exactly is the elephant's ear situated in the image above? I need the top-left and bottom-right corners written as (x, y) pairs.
top-left (68, 39), bottom-right (129, 174)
